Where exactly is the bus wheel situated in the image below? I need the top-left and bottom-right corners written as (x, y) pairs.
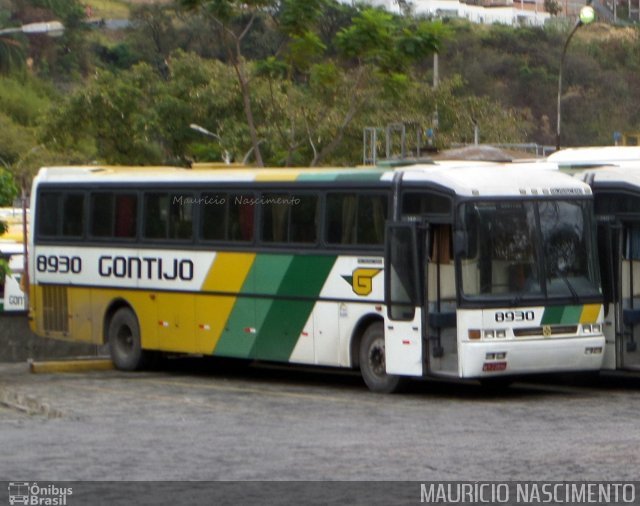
top-left (108, 308), bottom-right (147, 371)
top-left (359, 322), bottom-right (403, 393)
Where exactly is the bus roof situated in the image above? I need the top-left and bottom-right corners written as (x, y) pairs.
top-left (548, 147), bottom-right (640, 167)
top-left (34, 162), bottom-right (590, 198)
top-left (578, 163), bottom-right (640, 188)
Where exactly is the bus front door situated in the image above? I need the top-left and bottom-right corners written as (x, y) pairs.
top-left (384, 222), bottom-right (423, 376)
top-left (620, 222), bottom-right (640, 370)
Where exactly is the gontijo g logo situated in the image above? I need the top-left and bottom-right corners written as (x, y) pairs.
top-left (342, 268), bottom-right (382, 296)
top-left (8, 483), bottom-right (72, 505)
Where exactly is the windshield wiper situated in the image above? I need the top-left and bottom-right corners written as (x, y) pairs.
top-left (559, 275), bottom-right (579, 303)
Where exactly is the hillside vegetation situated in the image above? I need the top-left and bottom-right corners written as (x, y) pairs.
top-left (0, 0), bottom-right (639, 185)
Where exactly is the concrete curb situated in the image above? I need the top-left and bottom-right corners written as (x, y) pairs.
top-left (28, 358), bottom-right (113, 374)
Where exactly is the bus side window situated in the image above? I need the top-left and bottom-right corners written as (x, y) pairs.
top-left (201, 193), bottom-right (226, 241)
top-left (169, 193), bottom-right (194, 240)
top-left (229, 194), bottom-right (254, 242)
top-left (289, 194), bottom-right (318, 244)
top-left (326, 193), bottom-right (355, 244)
top-left (326, 193), bottom-right (387, 246)
top-left (91, 193), bottom-right (138, 239)
top-left (357, 195), bottom-right (387, 245)
top-left (262, 194), bottom-right (289, 243)
top-left (91, 193), bottom-right (114, 237)
top-left (144, 193), bottom-right (168, 239)
top-left (38, 192), bottom-right (60, 236)
top-left (62, 194), bottom-right (85, 237)
top-left (114, 194), bottom-right (137, 238)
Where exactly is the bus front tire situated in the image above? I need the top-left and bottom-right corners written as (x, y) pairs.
top-left (359, 322), bottom-right (404, 393)
top-left (108, 308), bottom-right (147, 371)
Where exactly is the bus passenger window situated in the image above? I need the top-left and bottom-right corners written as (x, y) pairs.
top-left (144, 193), bottom-right (168, 239)
top-left (326, 193), bottom-right (387, 246)
top-left (229, 194), bottom-right (254, 242)
top-left (114, 194), bottom-right (137, 238)
top-left (290, 195), bottom-right (318, 244)
top-left (262, 194), bottom-right (289, 243)
top-left (357, 195), bottom-right (387, 245)
top-left (91, 194), bottom-right (113, 237)
top-left (169, 193), bottom-right (194, 240)
top-left (201, 193), bottom-right (226, 241)
top-left (38, 192), bottom-right (60, 236)
top-left (62, 194), bottom-right (85, 237)
top-left (326, 194), bottom-right (355, 244)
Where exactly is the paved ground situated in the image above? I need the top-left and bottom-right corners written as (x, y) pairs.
top-left (1, 358), bottom-right (640, 484)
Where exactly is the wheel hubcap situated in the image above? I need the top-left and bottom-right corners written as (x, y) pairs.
top-left (369, 337), bottom-right (386, 377)
top-left (116, 325), bottom-right (134, 352)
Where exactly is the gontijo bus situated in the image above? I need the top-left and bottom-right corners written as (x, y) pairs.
top-left (28, 163), bottom-right (605, 392)
top-left (547, 147), bottom-right (640, 372)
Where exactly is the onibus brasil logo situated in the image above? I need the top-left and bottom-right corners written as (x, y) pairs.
top-left (8, 483), bottom-right (72, 505)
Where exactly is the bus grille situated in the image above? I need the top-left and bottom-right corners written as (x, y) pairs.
top-left (42, 285), bottom-right (69, 333)
top-left (513, 325), bottom-right (578, 337)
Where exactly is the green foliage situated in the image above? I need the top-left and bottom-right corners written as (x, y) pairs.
top-left (0, 36), bottom-right (25, 74)
top-left (3, 0), bottom-right (640, 169)
top-left (0, 168), bottom-right (18, 206)
top-left (256, 56), bottom-right (290, 79)
top-left (286, 31), bottom-right (326, 72)
top-left (335, 8), bottom-right (396, 63)
top-left (0, 75), bottom-right (52, 126)
top-left (279, 0), bottom-right (327, 36)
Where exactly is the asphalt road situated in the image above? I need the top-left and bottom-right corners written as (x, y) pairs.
top-left (1, 358), bottom-right (640, 484)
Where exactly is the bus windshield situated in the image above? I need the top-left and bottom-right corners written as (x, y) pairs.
top-left (458, 199), bottom-right (601, 304)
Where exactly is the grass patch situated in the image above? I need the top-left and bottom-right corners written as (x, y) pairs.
top-left (84, 0), bottom-right (130, 19)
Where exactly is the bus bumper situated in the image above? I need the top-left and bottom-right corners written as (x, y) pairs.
top-left (459, 336), bottom-right (606, 377)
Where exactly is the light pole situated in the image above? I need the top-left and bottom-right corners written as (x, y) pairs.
top-left (556, 5), bottom-right (595, 151)
top-left (189, 123), bottom-right (232, 164)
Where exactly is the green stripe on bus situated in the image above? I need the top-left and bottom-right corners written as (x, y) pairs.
top-left (541, 305), bottom-right (583, 325)
top-left (213, 255), bottom-right (293, 357)
top-left (334, 171), bottom-right (385, 182)
top-left (296, 170), bottom-right (385, 182)
top-left (560, 305), bottom-right (583, 324)
top-left (250, 255), bottom-right (337, 361)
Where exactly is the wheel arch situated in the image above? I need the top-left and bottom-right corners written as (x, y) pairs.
top-left (349, 313), bottom-right (384, 369)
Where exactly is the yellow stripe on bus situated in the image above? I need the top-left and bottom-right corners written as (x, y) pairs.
top-left (254, 170), bottom-right (302, 182)
top-left (198, 252), bottom-right (256, 351)
top-left (580, 303), bottom-right (602, 323)
top-left (201, 252), bottom-right (255, 293)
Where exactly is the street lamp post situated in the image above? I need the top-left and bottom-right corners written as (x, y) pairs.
top-left (189, 123), bottom-right (232, 164)
top-left (556, 5), bottom-right (595, 151)
top-left (0, 21), bottom-right (64, 37)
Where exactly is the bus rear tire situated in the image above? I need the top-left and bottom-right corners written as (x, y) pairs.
top-left (108, 307), bottom-right (148, 371)
top-left (359, 322), bottom-right (404, 393)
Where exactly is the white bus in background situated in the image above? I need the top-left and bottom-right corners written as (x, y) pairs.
top-left (548, 147), bottom-right (640, 371)
top-left (0, 243), bottom-right (27, 313)
top-left (28, 163), bottom-right (605, 392)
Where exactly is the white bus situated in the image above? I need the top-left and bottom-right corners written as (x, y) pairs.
top-left (28, 163), bottom-right (605, 391)
top-left (0, 242), bottom-right (27, 313)
top-left (548, 147), bottom-right (640, 371)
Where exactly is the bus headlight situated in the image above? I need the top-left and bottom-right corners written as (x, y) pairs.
top-left (583, 323), bottom-right (602, 334)
top-left (482, 329), bottom-right (507, 339)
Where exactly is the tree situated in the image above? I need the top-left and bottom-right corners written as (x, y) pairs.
top-left (544, 0), bottom-right (562, 16)
top-left (178, 0), bottom-right (282, 166)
